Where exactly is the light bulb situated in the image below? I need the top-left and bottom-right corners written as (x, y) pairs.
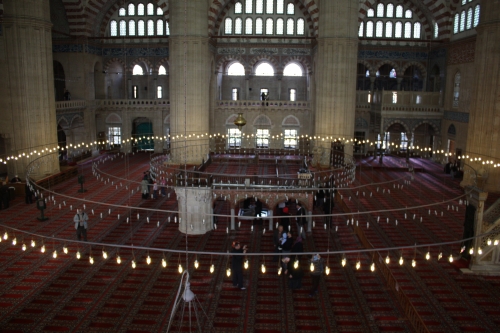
top-left (194, 260), bottom-right (199, 269)
top-left (469, 248), bottom-right (474, 255)
top-left (12, 237), bottom-right (17, 246)
top-left (41, 245), bottom-right (46, 253)
top-left (370, 263), bottom-right (375, 272)
top-left (132, 260), bottom-right (136, 269)
top-left (278, 266), bottom-right (282, 275)
top-left (89, 256), bottom-right (94, 264)
top-left (385, 255), bottom-right (390, 264)
top-left (178, 264), bottom-right (183, 273)
top-left (76, 251), bottom-right (81, 259)
top-left (31, 239), bottom-right (36, 247)
top-left (399, 256), bottom-right (404, 265)
top-left (226, 268), bottom-right (231, 277)
top-left (147, 256), bottom-right (152, 265)
top-left (53, 250), bottom-right (58, 258)
top-left (438, 252), bottom-right (442, 260)
top-left (325, 266), bottom-right (330, 275)
top-left (22, 243), bottom-right (26, 251)
top-left (102, 251), bottom-right (108, 259)
top-left (3, 232), bottom-right (8, 240)
top-left (310, 262), bottom-right (315, 272)
top-left (341, 258), bottom-right (346, 267)
top-left (448, 254), bottom-right (454, 263)
top-left (162, 258), bottom-right (167, 267)
top-left (356, 261), bottom-right (361, 270)
top-left (210, 264), bottom-right (215, 273)
top-left (261, 264), bottom-right (266, 273)
top-left (294, 260), bottom-right (299, 269)
top-left (478, 247), bottom-right (482, 255)
top-left (244, 259), bottom-right (249, 269)
top-left (412, 259), bottom-right (416, 267)
top-left (425, 252), bottom-right (430, 260)
top-left (116, 256), bottom-right (121, 264)
top-left (63, 246), bottom-right (68, 254)
top-left (487, 239), bottom-right (492, 246)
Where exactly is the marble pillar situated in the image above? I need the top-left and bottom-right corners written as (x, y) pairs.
top-left (462, 1), bottom-right (500, 192)
top-left (0, 0), bottom-right (60, 179)
top-left (314, 0), bottom-right (359, 159)
top-left (175, 187), bottom-right (213, 235)
top-left (169, 0), bottom-right (210, 164)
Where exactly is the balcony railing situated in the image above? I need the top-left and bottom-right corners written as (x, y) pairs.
top-left (216, 100), bottom-right (311, 109)
top-left (55, 100), bottom-right (89, 110)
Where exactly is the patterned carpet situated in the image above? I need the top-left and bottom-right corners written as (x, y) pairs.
top-left (0, 153), bottom-right (499, 332)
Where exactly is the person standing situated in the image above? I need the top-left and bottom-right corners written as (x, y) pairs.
top-left (141, 178), bottom-right (149, 199)
top-left (309, 254), bottom-right (325, 297)
top-left (231, 241), bottom-right (247, 290)
top-left (273, 225), bottom-right (286, 261)
top-left (74, 209), bottom-right (88, 241)
top-left (152, 181), bottom-right (158, 199)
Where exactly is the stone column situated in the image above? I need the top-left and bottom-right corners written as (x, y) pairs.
top-left (0, 0), bottom-right (60, 179)
top-left (369, 76), bottom-right (376, 92)
top-left (169, 0), bottom-right (210, 164)
top-left (463, 2), bottom-right (500, 192)
top-left (314, 0), bottom-right (359, 158)
top-left (175, 187), bottom-right (213, 235)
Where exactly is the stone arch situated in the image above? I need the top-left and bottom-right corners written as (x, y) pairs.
top-left (104, 57), bottom-right (126, 72)
top-left (216, 55), bottom-right (248, 75)
top-left (156, 57), bottom-right (170, 73)
top-left (447, 124), bottom-right (456, 136)
top-left (373, 60), bottom-right (400, 74)
top-left (357, 59), bottom-right (374, 74)
top-left (400, 61), bottom-right (427, 78)
top-left (253, 115), bottom-right (272, 127)
top-left (383, 120), bottom-right (411, 134)
top-left (249, 56), bottom-right (279, 75)
top-left (129, 57), bottom-right (154, 74)
top-left (57, 116), bottom-right (70, 130)
top-left (69, 115), bottom-right (84, 129)
top-left (412, 120), bottom-right (440, 135)
top-left (105, 113), bottom-right (122, 124)
top-left (282, 56), bottom-right (312, 75)
top-left (282, 115), bottom-right (300, 127)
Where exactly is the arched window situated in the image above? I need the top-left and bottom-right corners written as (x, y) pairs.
top-left (359, 22), bottom-right (364, 37)
top-left (387, 4), bottom-right (394, 17)
top-left (147, 20), bottom-right (154, 35)
top-left (276, 18), bottom-right (284, 34)
top-left (158, 65), bottom-right (167, 75)
top-left (157, 7), bottom-right (163, 15)
top-left (434, 23), bottom-right (439, 38)
top-left (277, 0), bottom-right (284, 14)
top-left (165, 21), bottom-right (170, 35)
top-left (235, 18), bottom-right (243, 34)
top-left (405, 10), bottom-right (412, 18)
top-left (245, 18), bottom-right (253, 34)
top-left (256, 0), bottom-right (263, 14)
top-left (266, 0), bottom-right (274, 14)
top-left (255, 62), bottom-right (274, 76)
top-left (454, 14), bottom-right (459, 34)
top-left (225, 18), bottom-right (233, 34)
top-left (286, 18), bottom-right (294, 35)
top-left (128, 3), bottom-right (135, 16)
top-left (367, 9), bottom-right (374, 17)
top-left (246, 0), bottom-right (253, 13)
top-left (266, 18), bottom-right (273, 34)
top-left (287, 3), bottom-right (294, 15)
top-left (460, 11), bottom-right (466, 31)
top-left (297, 18), bottom-right (305, 35)
top-left (129, 20), bottom-right (136, 35)
top-left (404, 22), bottom-right (411, 38)
top-left (448, 124), bottom-right (456, 135)
top-left (119, 8), bottom-right (126, 16)
top-left (284, 63), bottom-right (303, 76)
top-left (474, 5), bottom-right (480, 27)
top-left (120, 20), bottom-right (127, 36)
top-left (377, 4), bottom-right (384, 17)
top-left (138, 20), bottom-right (145, 36)
top-left (395, 5), bottom-right (403, 18)
top-left (395, 21), bottom-right (402, 38)
top-left (157, 19), bottom-right (164, 35)
top-left (453, 72), bottom-right (460, 107)
top-left (157, 86), bottom-right (163, 98)
top-left (133, 65), bottom-right (144, 75)
top-left (235, 2), bottom-right (242, 14)
top-left (147, 3), bottom-right (154, 15)
top-left (385, 21), bottom-right (393, 38)
top-left (137, 3), bottom-right (144, 15)
top-left (376, 21), bottom-right (383, 37)
top-left (256, 18), bottom-right (263, 34)
top-left (366, 21), bottom-right (374, 37)
top-left (466, 8), bottom-right (473, 29)
top-left (414, 22), bottom-right (421, 38)
top-left (110, 20), bottom-right (118, 36)
top-left (228, 62), bottom-right (245, 76)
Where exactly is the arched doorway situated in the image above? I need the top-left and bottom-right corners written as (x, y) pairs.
top-left (413, 123), bottom-right (436, 157)
top-left (402, 66), bottom-right (423, 91)
top-left (132, 117), bottom-right (154, 151)
top-left (53, 61), bottom-right (66, 101)
top-left (385, 123), bottom-right (409, 153)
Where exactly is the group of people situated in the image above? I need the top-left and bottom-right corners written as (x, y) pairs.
top-left (0, 175), bottom-right (37, 209)
top-left (140, 171), bottom-right (166, 199)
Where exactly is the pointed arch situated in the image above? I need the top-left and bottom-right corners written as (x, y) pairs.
top-left (253, 115), bottom-right (272, 126)
top-left (105, 113), bottom-right (122, 123)
top-left (216, 55), bottom-right (249, 75)
top-left (104, 57), bottom-right (127, 72)
top-left (248, 55), bottom-right (279, 74)
top-left (129, 57), bottom-right (154, 73)
top-left (282, 115), bottom-right (300, 126)
top-left (373, 60), bottom-right (400, 74)
top-left (282, 56), bottom-right (312, 75)
top-left (384, 120), bottom-right (411, 134)
top-left (412, 120), bottom-right (440, 135)
top-left (400, 61), bottom-right (427, 78)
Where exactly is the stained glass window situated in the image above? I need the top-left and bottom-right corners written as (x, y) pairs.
top-left (147, 20), bottom-right (154, 35)
top-left (466, 8), bottom-right (473, 29)
top-left (235, 18), bottom-right (243, 34)
top-left (460, 11), bottom-right (465, 31)
top-left (434, 23), bottom-right (438, 38)
top-left (137, 3), bottom-right (144, 15)
top-left (128, 4), bottom-right (135, 16)
top-left (276, 18), bottom-right (284, 34)
top-left (277, 0), bottom-right (284, 14)
top-left (377, 4), bottom-right (384, 17)
top-left (414, 22), bottom-right (421, 38)
top-left (386, 4), bottom-right (394, 17)
top-left (256, 18), bottom-right (263, 34)
top-left (395, 5), bottom-right (403, 18)
top-left (120, 20), bottom-right (126, 36)
top-left (119, 8), bottom-right (126, 16)
top-left (367, 9), bottom-right (374, 17)
top-left (138, 20), bottom-right (145, 36)
top-left (267, 0), bottom-right (274, 14)
top-left (159, 65), bottom-right (167, 75)
top-left (297, 18), bottom-right (304, 35)
top-left (110, 20), bottom-right (117, 36)
top-left (376, 21), bottom-right (383, 37)
top-left (366, 21), bottom-right (373, 37)
top-left (266, 18), bottom-right (273, 34)
top-left (405, 10), bottom-right (412, 18)
top-left (225, 18), bottom-right (233, 34)
top-left (287, 3), bottom-right (294, 15)
top-left (287, 18), bottom-right (294, 35)
top-left (147, 3), bottom-right (154, 15)
top-left (157, 19), bottom-right (163, 35)
top-left (454, 14), bottom-right (459, 34)
top-left (385, 21), bottom-right (393, 38)
top-left (246, 0), bottom-right (253, 13)
top-left (246, 18), bottom-right (253, 34)
top-left (404, 22), bottom-right (411, 38)
top-left (395, 21), bottom-right (402, 38)
top-left (157, 7), bottom-right (163, 15)
top-left (474, 5), bottom-right (480, 27)
top-left (129, 20), bottom-right (136, 35)
top-left (256, 0), bottom-right (263, 14)
top-left (235, 2), bottom-right (242, 14)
